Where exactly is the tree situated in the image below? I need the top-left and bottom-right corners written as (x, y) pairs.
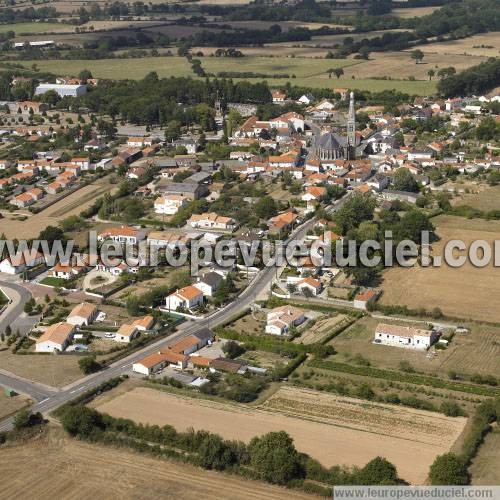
top-left (411, 49), bottom-right (424, 64)
top-left (78, 69), bottom-right (93, 83)
top-left (255, 196), bottom-right (277, 219)
top-left (223, 340), bottom-right (245, 359)
top-left (429, 453), bottom-right (469, 485)
top-left (393, 167), bottom-right (419, 192)
top-left (476, 117), bottom-right (498, 141)
top-left (164, 120), bottom-right (181, 142)
top-left (39, 225), bottom-right (65, 244)
top-left (197, 433), bottom-right (236, 471)
top-left (333, 193), bottom-right (376, 235)
top-left (41, 89), bottom-right (60, 106)
top-left (78, 356), bottom-right (102, 374)
top-left (60, 405), bottom-right (103, 438)
top-left (333, 68), bottom-right (344, 79)
top-left (248, 431), bottom-right (301, 484)
top-left (428, 69), bottom-right (435, 81)
top-left (13, 409), bottom-right (32, 430)
top-left (357, 457), bottom-right (399, 485)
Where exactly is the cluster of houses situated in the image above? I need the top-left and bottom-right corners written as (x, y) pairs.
top-left (35, 301), bottom-right (154, 353)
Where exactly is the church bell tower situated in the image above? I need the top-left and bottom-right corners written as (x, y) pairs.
top-left (346, 91), bottom-right (356, 160)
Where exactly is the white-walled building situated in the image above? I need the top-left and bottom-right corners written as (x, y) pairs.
top-left (265, 305), bottom-right (305, 335)
top-left (35, 83), bottom-right (87, 98)
top-left (35, 322), bottom-right (75, 353)
top-left (374, 323), bottom-right (438, 350)
top-left (165, 285), bottom-right (204, 311)
top-left (154, 195), bottom-right (189, 215)
top-left (67, 302), bottom-right (98, 326)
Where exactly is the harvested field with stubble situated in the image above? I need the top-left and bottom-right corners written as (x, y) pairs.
top-left (0, 427), bottom-right (314, 500)
top-left (94, 386), bottom-right (467, 484)
top-left (380, 215), bottom-right (500, 323)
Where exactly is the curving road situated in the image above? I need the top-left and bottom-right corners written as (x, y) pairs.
top-left (0, 281), bottom-right (32, 334)
top-left (0, 196), bottom-right (351, 432)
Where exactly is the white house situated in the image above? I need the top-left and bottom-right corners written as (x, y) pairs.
top-left (35, 322), bottom-right (75, 353)
top-left (374, 323), bottom-right (438, 350)
top-left (265, 305), bottom-right (305, 335)
top-left (298, 94), bottom-right (314, 105)
top-left (187, 213), bottom-right (237, 231)
top-left (35, 83), bottom-right (87, 98)
top-left (353, 289), bottom-right (380, 310)
top-left (193, 271), bottom-right (223, 297)
top-left (165, 285), bottom-right (204, 311)
top-left (0, 251), bottom-right (45, 275)
top-left (97, 226), bottom-right (145, 245)
top-left (297, 277), bottom-right (322, 296)
top-left (67, 302), bottom-right (98, 326)
top-left (132, 350), bottom-right (188, 375)
top-left (154, 195), bottom-right (189, 215)
top-left (114, 324), bottom-right (139, 343)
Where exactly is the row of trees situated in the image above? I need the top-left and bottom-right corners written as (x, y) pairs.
top-left (60, 403), bottom-right (401, 489)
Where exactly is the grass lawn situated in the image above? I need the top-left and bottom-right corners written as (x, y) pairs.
top-left (40, 277), bottom-right (68, 287)
top-left (2, 22), bottom-right (70, 34)
top-left (16, 57), bottom-right (194, 80)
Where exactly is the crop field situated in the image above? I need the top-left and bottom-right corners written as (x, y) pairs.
top-left (413, 32), bottom-right (500, 58)
top-left (341, 51), bottom-right (487, 80)
top-left (17, 57), bottom-right (193, 80)
top-left (330, 316), bottom-right (500, 378)
top-left (0, 427), bottom-right (313, 500)
top-left (0, 22), bottom-right (70, 34)
top-left (380, 215), bottom-right (500, 323)
top-left (469, 426), bottom-right (500, 485)
top-left (392, 6), bottom-right (440, 18)
top-left (0, 176), bottom-right (118, 239)
top-left (200, 55), bottom-right (357, 77)
top-left (295, 313), bottom-right (348, 344)
top-left (451, 184), bottom-right (500, 211)
top-left (94, 386), bottom-right (467, 484)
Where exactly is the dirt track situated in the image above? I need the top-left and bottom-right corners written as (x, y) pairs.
top-left (95, 386), bottom-right (467, 484)
top-left (0, 427), bottom-right (313, 500)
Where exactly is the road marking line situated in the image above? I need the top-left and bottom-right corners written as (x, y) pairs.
top-left (39, 397), bottom-right (49, 404)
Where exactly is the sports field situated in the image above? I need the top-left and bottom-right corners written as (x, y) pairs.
top-left (94, 386), bottom-right (467, 484)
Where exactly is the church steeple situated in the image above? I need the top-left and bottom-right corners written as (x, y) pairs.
top-left (346, 91), bottom-right (356, 160)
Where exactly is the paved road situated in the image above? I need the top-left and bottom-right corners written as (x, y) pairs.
top-left (0, 197), bottom-right (351, 432)
top-left (0, 281), bottom-right (32, 333)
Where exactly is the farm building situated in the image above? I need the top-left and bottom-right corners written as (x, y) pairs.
top-left (374, 323), bottom-right (438, 350)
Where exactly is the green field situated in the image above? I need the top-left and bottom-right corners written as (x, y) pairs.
top-left (200, 55), bottom-right (357, 77)
top-left (16, 56), bottom-right (436, 94)
top-left (16, 57), bottom-right (194, 79)
top-left (1, 22), bottom-right (70, 35)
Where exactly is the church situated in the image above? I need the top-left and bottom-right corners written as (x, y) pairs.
top-left (315, 92), bottom-right (362, 161)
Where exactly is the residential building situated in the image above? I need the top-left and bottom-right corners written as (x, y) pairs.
top-left (193, 271), bottom-right (223, 297)
top-left (131, 315), bottom-right (155, 331)
top-left (187, 213), bottom-right (237, 231)
top-left (353, 289), bottom-right (380, 310)
top-left (67, 302), bottom-right (98, 326)
top-left (114, 324), bottom-right (139, 343)
top-left (374, 323), bottom-right (438, 350)
top-left (0, 251), bottom-right (44, 275)
top-left (297, 277), bottom-right (322, 296)
top-left (265, 305), bottom-right (305, 335)
top-left (165, 285), bottom-right (204, 310)
top-left (98, 226), bottom-right (145, 245)
top-left (35, 322), bottom-right (75, 353)
top-left (154, 194), bottom-right (189, 215)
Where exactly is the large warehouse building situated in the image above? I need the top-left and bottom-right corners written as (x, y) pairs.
top-left (35, 83), bottom-right (87, 98)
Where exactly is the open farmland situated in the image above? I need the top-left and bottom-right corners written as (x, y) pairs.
top-left (16, 57), bottom-right (193, 80)
top-left (469, 425), bottom-right (500, 485)
top-left (200, 55), bottom-right (356, 77)
top-left (0, 427), bottom-right (313, 500)
top-left (451, 184), bottom-right (500, 211)
top-left (341, 51), bottom-right (487, 80)
top-left (94, 386), bottom-right (467, 484)
top-left (1, 22), bottom-right (70, 34)
top-left (392, 6), bottom-right (441, 18)
top-left (0, 176), bottom-right (118, 239)
top-left (412, 32), bottom-right (500, 58)
top-left (330, 315), bottom-right (500, 378)
top-left (380, 215), bottom-right (500, 323)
